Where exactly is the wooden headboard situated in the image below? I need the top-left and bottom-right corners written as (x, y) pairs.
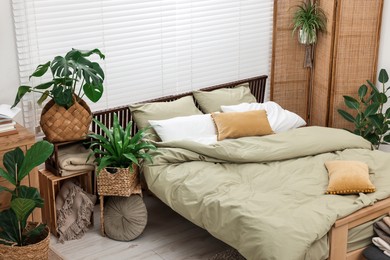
top-left (92, 75), bottom-right (268, 135)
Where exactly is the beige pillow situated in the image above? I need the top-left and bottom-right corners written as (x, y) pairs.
top-left (193, 83), bottom-right (257, 113)
top-left (129, 96), bottom-right (202, 141)
top-left (211, 110), bottom-right (273, 141)
top-left (325, 160), bottom-right (376, 195)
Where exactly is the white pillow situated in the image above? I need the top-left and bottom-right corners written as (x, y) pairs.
top-left (148, 114), bottom-right (217, 144)
top-left (221, 101), bottom-right (306, 133)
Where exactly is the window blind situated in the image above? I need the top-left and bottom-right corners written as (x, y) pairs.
top-left (12, 0), bottom-right (274, 134)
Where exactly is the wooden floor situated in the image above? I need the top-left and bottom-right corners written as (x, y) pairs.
top-left (49, 195), bottom-right (231, 260)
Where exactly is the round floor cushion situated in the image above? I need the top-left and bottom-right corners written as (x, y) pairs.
top-left (104, 195), bottom-right (147, 241)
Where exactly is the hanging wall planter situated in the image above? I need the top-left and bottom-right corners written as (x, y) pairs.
top-left (292, 1), bottom-right (327, 46)
top-left (292, 1), bottom-right (327, 68)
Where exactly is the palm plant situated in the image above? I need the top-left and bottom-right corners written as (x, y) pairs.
top-left (292, 1), bottom-right (327, 45)
top-left (338, 69), bottom-right (390, 149)
top-left (88, 113), bottom-right (157, 173)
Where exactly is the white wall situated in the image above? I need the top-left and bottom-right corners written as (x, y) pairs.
top-left (0, 0), bottom-right (22, 124)
top-left (0, 0), bottom-right (389, 127)
top-left (378, 0), bottom-right (390, 82)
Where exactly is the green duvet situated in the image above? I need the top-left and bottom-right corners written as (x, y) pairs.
top-left (143, 126), bottom-right (390, 260)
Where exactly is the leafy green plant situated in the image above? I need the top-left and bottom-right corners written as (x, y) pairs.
top-left (292, 1), bottom-right (327, 45)
top-left (88, 114), bottom-right (157, 173)
top-left (12, 48), bottom-right (105, 109)
top-left (0, 140), bottom-right (54, 246)
top-left (338, 69), bottom-right (390, 149)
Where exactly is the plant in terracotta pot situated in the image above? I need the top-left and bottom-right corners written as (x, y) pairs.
top-left (292, 1), bottom-right (327, 45)
top-left (12, 48), bottom-right (105, 142)
top-left (0, 140), bottom-right (54, 258)
top-left (87, 113), bottom-right (157, 197)
top-left (338, 69), bottom-right (390, 149)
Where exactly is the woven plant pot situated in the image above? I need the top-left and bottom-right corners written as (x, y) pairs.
top-left (40, 98), bottom-right (92, 142)
top-left (0, 223), bottom-right (50, 260)
top-left (97, 165), bottom-right (140, 197)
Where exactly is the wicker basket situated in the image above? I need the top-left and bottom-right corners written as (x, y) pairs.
top-left (0, 224), bottom-right (50, 260)
top-left (40, 98), bottom-right (92, 143)
top-left (97, 166), bottom-right (140, 197)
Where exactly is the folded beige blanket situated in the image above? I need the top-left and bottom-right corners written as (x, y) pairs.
top-left (57, 143), bottom-right (95, 176)
top-left (55, 181), bottom-right (96, 243)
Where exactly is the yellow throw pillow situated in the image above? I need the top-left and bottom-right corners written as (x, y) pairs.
top-left (324, 160), bottom-right (376, 195)
top-left (211, 110), bottom-right (273, 141)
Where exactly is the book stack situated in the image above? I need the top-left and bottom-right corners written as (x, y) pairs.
top-left (0, 116), bottom-right (17, 137)
top-left (0, 104), bottom-right (20, 137)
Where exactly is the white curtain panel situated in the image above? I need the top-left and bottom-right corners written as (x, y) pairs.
top-left (12, 0), bottom-right (273, 134)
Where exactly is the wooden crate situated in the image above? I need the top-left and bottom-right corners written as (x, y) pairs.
top-left (38, 169), bottom-right (93, 236)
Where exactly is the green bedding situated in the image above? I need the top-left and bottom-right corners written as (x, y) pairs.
top-left (143, 126), bottom-right (390, 260)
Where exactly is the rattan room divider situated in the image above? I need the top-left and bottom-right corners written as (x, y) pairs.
top-left (271, 0), bottom-right (384, 128)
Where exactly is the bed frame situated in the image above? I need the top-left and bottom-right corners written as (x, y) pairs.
top-left (91, 75), bottom-right (390, 260)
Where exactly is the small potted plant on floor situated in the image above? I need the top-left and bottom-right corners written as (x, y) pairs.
top-left (292, 1), bottom-right (327, 45)
top-left (12, 48), bottom-right (105, 142)
top-left (338, 68), bottom-right (390, 150)
top-left (0, 140), bottom-right (54, 259)
top-left (88, 113), bottom-right (157, 197)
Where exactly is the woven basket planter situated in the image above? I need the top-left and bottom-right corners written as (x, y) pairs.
top-left (0, 224), bottom-right (50, 260)
top-left (97, 166), bottom-right (140, 197)
top-left (40, 98), bottom-right (92, 143)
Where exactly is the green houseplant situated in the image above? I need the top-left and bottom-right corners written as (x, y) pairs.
top-left (88, 113), bottom-right (157, 197)
top-left (12, 48), bottom-right (105, 109)
top-left (0, 140), bottom-right (53, 258)
top-left (11, 48), bottom-right (106, 142)
top-left (292, 1), bottom-right (327, 45)
top-left (338, 69), bottom-right (390, 149)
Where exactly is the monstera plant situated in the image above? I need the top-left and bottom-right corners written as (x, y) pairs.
top-left (0, 140), bottom-right (53, 255)
top-left (12, 48), bottom-right (105, 109)
top-left (338, 69), bottom-right (390, 149)
top-left (11, 48), bottom-right (106, 142)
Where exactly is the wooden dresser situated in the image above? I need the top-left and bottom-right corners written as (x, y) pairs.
top-left (0, 124), bottom-right (41, 222)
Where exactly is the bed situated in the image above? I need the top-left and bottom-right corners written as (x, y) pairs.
top-left (92, 76), bottom-right (390, 260)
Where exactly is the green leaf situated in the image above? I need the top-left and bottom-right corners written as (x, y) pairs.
top-left (11, 85), bottom-right (32, 108)
top-left (358, 84), bottom-right (368, 100)
top-left (19, 141), bottom-right (53, 182)
top-left (369, 114), bottom-right (384, 130)
top-left (386, 107), bottom-right (390, 119)
top-left (51, 56), bottom-right (73, 78)
top-left (83, 82), bottom-right (103, 103)
top-left (0, 210), bottom-right (20, 245)
top-left (52, 86), bottom-right (73, 108)
top-left (343, 96), bottom-right (360, 110)
top-left (24, 223), bottom-right (46, 245)
top-left (364, 103), bottom-right (380, 117)
top-left (35, 81), bottom-right (54, 90)
top-left (377, 93), bottom-right (388, 104)
top-left (379, 69), bottom-right (389, 84)
top-left (0, 185), bottom-right (12, 193)
top-left (2, 147), bottom-right (24, 186)
top-left (29, 61), bottom-right (51, 79)
top-left (383, 134), bottom-right (390, 143)
top-left (338, 109), bottom-right (355, 123)
top-left (11, 198), bottom-right (35, 222)
top-left (367, 80), bottom-right (379, 94)
top-left (37, 90), bottom-right (50, 106)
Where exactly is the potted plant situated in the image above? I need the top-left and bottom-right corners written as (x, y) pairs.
top-left (11, 48), bottom-right (105, 142)
top-left (87, 113), bottom-right (157, 197)
top-left (338, 69), bottom-right (390, 150)
top-left (0, 140), bottom-right (54, 259)
top-left (292, 1), bottom-right (327, 45)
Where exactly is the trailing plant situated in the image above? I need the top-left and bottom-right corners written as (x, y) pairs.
top-left (0, 140), bottom-right (54, 246)
top-left (292, 1), bottom-right (327, 45)
top-left (338, 69), bottom-right (390, 149)
top-left (12, 48), bottom-right (105, 109)
top-left (88, 113), bottom-right (157, 173)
